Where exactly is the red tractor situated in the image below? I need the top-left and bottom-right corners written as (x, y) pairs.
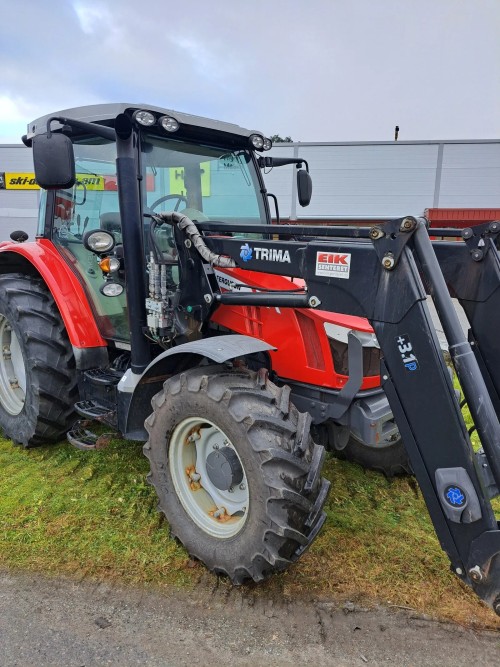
top-left (3, 105), bottom-right (500, 616)
top-left (0, 104), bottom-right (403, 584)
top-left (0, 104), bottom-right (406, 475)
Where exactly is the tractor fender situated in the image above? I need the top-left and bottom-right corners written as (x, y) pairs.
top-left (0, 240), bottom-right (106, 349)
top-left (121, 334), bottom-right (276, 439)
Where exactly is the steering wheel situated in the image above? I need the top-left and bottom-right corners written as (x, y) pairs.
top-left (149, 194), bottom-right (188, 213)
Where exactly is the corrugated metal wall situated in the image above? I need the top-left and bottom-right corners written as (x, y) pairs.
top-left (0, 145), bottom-right (39, 241)
top-left (1, 140), bottom-right (499, 241)
top-left (438, 143), bottom-right (500, 209)
top-left (265, 140), bottom-right (500, 220)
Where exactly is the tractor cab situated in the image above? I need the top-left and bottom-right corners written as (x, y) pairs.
top-left (28, 104), bottom-right (287, 347)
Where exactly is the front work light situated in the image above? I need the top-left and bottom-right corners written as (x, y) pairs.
top-left (159, 116), bottom-right (180, 133)
top-left (133, 110), bottom-right (156, 126)
top-left (263, 138), bottom-right (273, 151)
top-left (250, 134), bottom-right (264, 150)
top-left (100, 282), bottom-right (124, 297)
top-left (83, 230), bottom-right (115, 254)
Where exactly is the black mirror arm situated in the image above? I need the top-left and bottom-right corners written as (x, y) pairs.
top-left (23, 117), bottom-right (116, 147)
top-left (258, 156), bottom-right (309, 172)
top-left (45, 117), bottom-right (116, 141)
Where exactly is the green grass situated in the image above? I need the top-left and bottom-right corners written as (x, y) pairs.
top-left (0, 436), bottom-right (190, 585)
top-left (0, 426), bottom-right (499, 629)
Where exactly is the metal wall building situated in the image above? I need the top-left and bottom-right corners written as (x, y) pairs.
top-left (1, 139), bottom-right (499, 241)
top-left (0, 144), bottom-right (40, 241)
top-left (264, 139), bottom-right (500, 223)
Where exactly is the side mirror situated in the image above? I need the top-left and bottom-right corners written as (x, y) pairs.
top-left (297, 169), bottom-right (312, 207)
top-left (32, 132), bottom-right (76, 190)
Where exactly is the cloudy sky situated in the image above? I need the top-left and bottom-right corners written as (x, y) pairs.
top-left (0, 0), bottom-right (499, 144)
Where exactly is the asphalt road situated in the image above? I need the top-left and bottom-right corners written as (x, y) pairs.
top-left (0, 570), bottom-right (499, 667)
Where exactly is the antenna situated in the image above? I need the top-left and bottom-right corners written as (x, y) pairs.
top-left (394, 125), bottom-right (400, 141)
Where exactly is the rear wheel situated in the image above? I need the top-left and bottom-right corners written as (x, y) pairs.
top-left (337, 433), bottom-right (412, 477)
top-left (144, 366), bottom-right (330, 583)
top-left (0, 273), bottom-right (78, 446)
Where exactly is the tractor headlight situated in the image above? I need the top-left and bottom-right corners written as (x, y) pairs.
top-left (159, 115), bottom-right (180, 133)
top-left (133, 110), bottom-right (156, 126)
top-left (249, 134), bottom-right (265, 150)
top-left (100, 282), bottom-right (124, 297)
top-left (83, 230), bottom-right (115, 254)
top-left (263, 137), bottom-right (273, 151)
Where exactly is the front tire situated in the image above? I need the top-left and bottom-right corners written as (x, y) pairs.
top-left (144, 366), bottom-right (330, 583)
top-left (0, 273), bottom-right (78, 447)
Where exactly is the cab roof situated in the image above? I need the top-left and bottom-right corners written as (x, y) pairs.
top-left (28, 103), bottom-right (262, 140)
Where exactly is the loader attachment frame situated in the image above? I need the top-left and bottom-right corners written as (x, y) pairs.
top-left (166, 214), bottom-right (500, 613)
top-left (433, 222), bottom-right (500, 417)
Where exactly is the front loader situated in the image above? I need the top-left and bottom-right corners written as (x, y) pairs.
top-left (156, 210), bottom-right (500, 613)
top-left (0, 105), bottom-right (500, 614)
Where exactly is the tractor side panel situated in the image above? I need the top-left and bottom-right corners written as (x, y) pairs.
top-left (0, 239), bottom-right (106, 348)
top-left (210, 267), bottom-right (380, 391)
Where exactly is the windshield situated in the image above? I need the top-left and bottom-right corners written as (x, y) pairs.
top-left (141, 134), bottom-right (268, 227)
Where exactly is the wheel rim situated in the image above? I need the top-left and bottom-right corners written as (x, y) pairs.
top-left (0, 313), bottom-right (26, 415)
top-left (169, 417), bottom-right (249, 538)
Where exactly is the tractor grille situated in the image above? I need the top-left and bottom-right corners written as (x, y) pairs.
top-left (328, 338), bottom-right (381, 377)
top-left (296, 311), bottom-right (326, 370)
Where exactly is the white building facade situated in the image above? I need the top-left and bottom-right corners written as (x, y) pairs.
top-left (1, 139), bottom-right (499, 241)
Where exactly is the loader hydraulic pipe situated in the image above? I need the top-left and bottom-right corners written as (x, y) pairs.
top-left (215, 292), bottom-right (310, 307)
top-left (414, 223), bottom-right (500, 487)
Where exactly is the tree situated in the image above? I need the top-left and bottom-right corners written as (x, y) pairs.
top-left (269, 134), bottom-right (293, 143)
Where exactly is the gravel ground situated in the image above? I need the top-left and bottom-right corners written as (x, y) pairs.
top-left (0, 569), bottom-right (499, 667)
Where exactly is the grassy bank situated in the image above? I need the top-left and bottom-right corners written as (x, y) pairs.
top-left (1, 433), bottom-right (499, 629)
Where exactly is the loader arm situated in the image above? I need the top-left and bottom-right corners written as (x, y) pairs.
top-left (166, 213), bottom-right (500, 614)
top-left (433, 223), bottom-right (500, 416)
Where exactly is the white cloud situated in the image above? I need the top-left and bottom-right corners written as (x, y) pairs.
top-left (73, 3), bottom-right (101, 34)
top-left (0, 0), bottom-right (498, 142)
top-left (0, 96), bottom-right (42, 142)
top-left (73, 1), bottom-right (116, 36)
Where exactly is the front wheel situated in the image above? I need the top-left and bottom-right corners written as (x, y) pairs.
top-left (144, 366), bottom-right (330, 583)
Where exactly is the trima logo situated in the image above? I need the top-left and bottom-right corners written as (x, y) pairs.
top-left (240, 243), bottom-right (253, 262)
top-left (239, 244), bottom-right (292, 263)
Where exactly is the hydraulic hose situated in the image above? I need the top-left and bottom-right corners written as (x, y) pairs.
top-left (151, 211), bottom-right (236, 268)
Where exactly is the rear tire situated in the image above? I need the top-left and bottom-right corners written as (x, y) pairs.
top-left (144, 366), bottom-right (330, 583)
top-left (336, 434), bottom-right (412, 477)
top-left (0, 273), bottom-right (78, 446)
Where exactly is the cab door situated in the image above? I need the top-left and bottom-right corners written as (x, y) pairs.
top-left (50, 137), bottom-right (129, 343)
